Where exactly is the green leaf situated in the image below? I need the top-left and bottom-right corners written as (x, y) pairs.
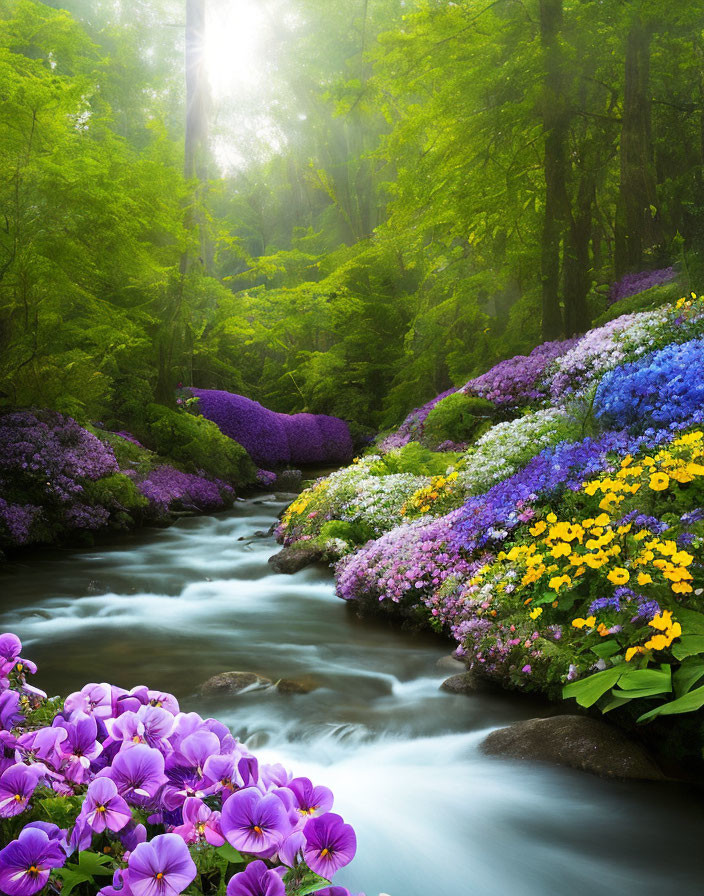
top-left (590, 640), bottom-right (622, 659)
top-left (77, 852), bottom-right (114, 876)
top-left (216, 843), bottom-right (244, 864)
top-left (673, 658), bottom-right (704, 697)
top-left (562, 668), bottom-right (621, 707)
top-left (286, 871), bottom-right (332, 896)
top-left (55, 868), bottom-right (94, 896)
top-left (672, 608), bottom-right (704, 634)
top-left (601, 692), bottom-right (633, 714)
top-left (638, 684), bottom-right (704, 722)
top-left (672, 635), bottom-right (704, 661)
top-left (611, 685), bottom-right (672, 699)
top-left (615, 667), bottom-right (671, 692)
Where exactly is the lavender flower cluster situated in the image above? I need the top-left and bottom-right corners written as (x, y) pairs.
top-left (0, 410), bottom-right (119, 548)
top-left (462, 338), bottom-right (578, 407)
top-left (134, 466), bottom-right (235, 514)
top-left (0, 634), bottom-right (360, 896)
top-left (608, 267), bottom-right (677, 306)
top-left (191, 390), bottom-right (353, 468)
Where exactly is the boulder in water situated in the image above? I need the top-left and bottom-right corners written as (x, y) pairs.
top-left (199, 671), bottom-right (272, 696)
top-left (436, 655), bottom-right (468, 674)
top-left (269, 543), bottom-right (326, 574)
top-left (480, 714), bottom-right (665, 780)
top-left (440, 672), bottom-right (495, 695)
top-left (276, 677), bottom-right (319, 695)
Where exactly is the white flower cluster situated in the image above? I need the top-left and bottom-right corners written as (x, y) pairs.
top-left (457, 407), bottom-right (577, 496)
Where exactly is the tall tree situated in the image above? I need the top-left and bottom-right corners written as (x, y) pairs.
top-left (614, 8), bottom-right (661, 275)
top-left (539, 0), bottom-right (567, 339)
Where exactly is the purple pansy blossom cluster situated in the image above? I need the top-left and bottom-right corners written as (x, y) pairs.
top-left (191, 390), bottom-right (353, 468)
top-left (0, 635), bottom-right (360, 896)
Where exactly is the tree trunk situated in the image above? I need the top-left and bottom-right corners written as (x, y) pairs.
top-left (563, 172), bottom-right (594, 336)
top-left (615, 16), bottom-right (661, 276)
top-left (540, 0), bottom-right (566, 340)
top-left (155, 0), bottom-right (208, 405)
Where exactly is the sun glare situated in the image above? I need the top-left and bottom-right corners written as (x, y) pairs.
top-left (204, 0), bottom-right (268, 99)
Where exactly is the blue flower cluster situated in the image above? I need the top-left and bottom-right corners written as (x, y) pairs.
top-left (594, 337), bottom-right (704, 430)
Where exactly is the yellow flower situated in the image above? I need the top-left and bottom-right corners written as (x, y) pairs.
top-left (529, 607), bottom-right (543, 620)
top-left (548, 575), bottom-right (571, 592)
top-left (637, 572), bottom-right (653, 586)
top-left (607, 567), bottom-right (630, 585)
top-left (649, 472), bottom-right (670, 491)
top-left (625, 646), bottom-right (646, 662)
top-left (550, 542), bottom-right (572, 559)
top-left (572, 616), bottom-right (596, 630)
top-left (529, 520), bottom-right (547, 536)
top-left (547, 512), bottom-right (557, 523)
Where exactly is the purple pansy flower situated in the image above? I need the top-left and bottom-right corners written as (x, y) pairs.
top-left (100, 743), bottom-right (166, 802)
top-left (303, 813), bottom-right (357, 879)
top-left (81, 777), bottom-right (132, 833)
top-left (288, 777), bottom-right (334, 817)
top-left (225, 860), bottom-right (285, 896)
top-left (0, 763), bottom-right (44, 817)
top-left (127, 833), bottom-right (196, 896)
top-left (221, 787), bottom-right (292, 858)
top-left (172, 796), bottom-right (224, 846)
top-left (0, 825), bottom-right (67, 896)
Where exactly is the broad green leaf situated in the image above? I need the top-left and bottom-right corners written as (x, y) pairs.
top-left (638, 684), bottom-right (704, 722)
top-left (610, 685), bottom-right (671, 700)
top-left (672, 608), bottom-right (704, 634)
top-left (674, 658), bottom-right (704, 697)
top-left (672, 635), bottom-right (704, 661)
top-left (55, 868), bottom-right (93, 896)
top-left (216, 843), bottom-right (244, 864)
top-left (562, 668), bottom-right (621, 707)
top-left (615, 667), bottom-right (671, 692)
top-left (77, 852), bottom-right (114, 876)
top-left (590, 640), bottom-right (622, 660)
top-left (601, 692), bottom-right (633, 713)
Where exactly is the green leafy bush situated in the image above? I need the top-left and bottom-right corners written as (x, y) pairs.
top-left (82, 473), bottom-right (148, 515)
top-left (422, 393), bottom-right (496, 447)
top-left (594, 281), bottom-right (683, 326)
top-left (368, 442), bottom-right (462, 477)
top-left (319, 518), bottom-right (375, 547)
top-left (144, 404), bottom-right (256, 486)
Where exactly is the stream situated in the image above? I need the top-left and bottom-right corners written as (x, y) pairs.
top-left (1, 496), bottom-right (703, 895)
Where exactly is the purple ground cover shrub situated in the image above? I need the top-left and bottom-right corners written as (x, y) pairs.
top-left (192, 390), bottom-right (353, 467)
top-left (316, 415), bottom-right (354, 465)
top-left (0, 410), bottom-right (120, 547)
top-left (279, 413), bottom-right (326, 464)
top-left (191, 390), bottom-right (291, 468)
top-left (136, 466), bottom-right (235, 514)
top-left (608, 267), bottom-right (677, 306)
top-left (462, 338), bottom-right (578, 407)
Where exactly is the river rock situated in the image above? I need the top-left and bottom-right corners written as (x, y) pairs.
top-left (199, 671), bottom-right (272, 696)
top-left (276, 469), bottom-right (303, 492)
top-left (436, 655), bottom-right (467, 674)
top-left (440, 672), bottom-right (494, 695)
top-left (268, 543), bottom-right (326, 574)
top-left (276, 676), bottom-right (319, 695)
top-left (480, 715), bottom-right (665, 780)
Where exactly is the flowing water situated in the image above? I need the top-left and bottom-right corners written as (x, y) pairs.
top-left (1, 497), bottom-right (703, 895)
